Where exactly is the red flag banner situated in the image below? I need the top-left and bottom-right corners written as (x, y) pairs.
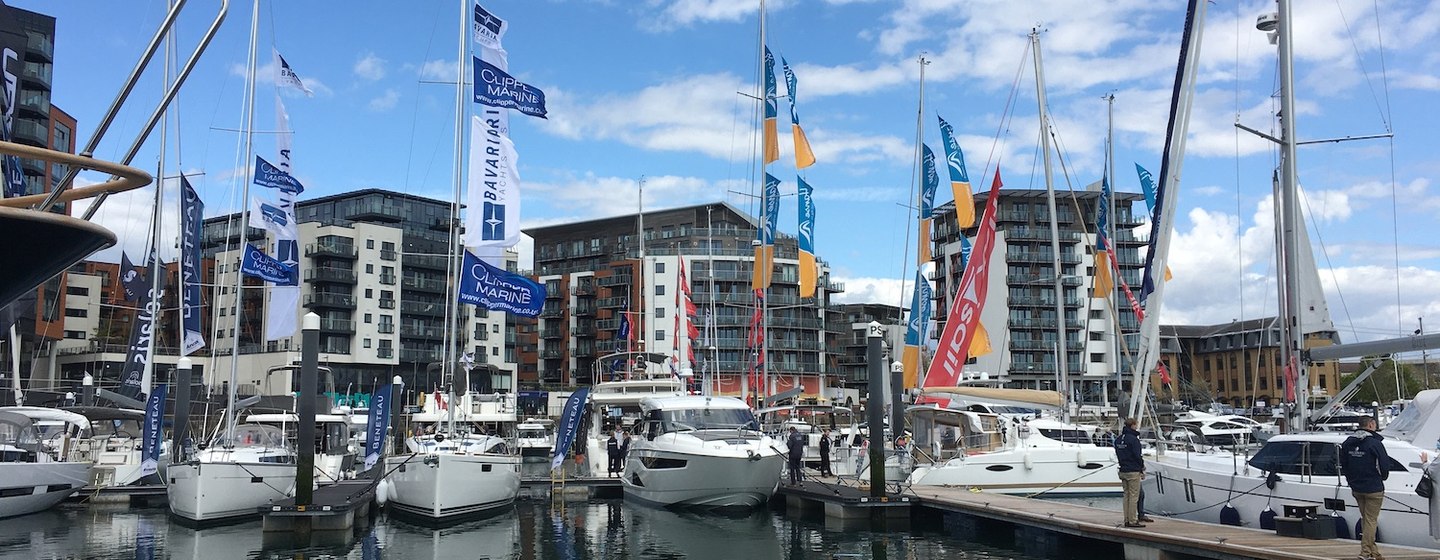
top-left (924, 169), bottom-right (1004, 388)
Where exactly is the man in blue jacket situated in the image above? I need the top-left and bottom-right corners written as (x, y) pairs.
top-left (1341, 416), bottom-right (1390, 560)
top-left (1115, 417), bottom-right (1146, 528)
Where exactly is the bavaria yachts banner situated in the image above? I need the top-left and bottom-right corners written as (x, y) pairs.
top-left (240, 243), bottom-right (294, 285)
top-left (472, 58), bottom-right (547, 119)
top-left (179, 177), bottom-right (205, 356)
top-left (471, 1), bottom-right (506, 49)
top-left (458, 249), bottom-right (545, 317)
top-left (464, 115), bottom-right (522, 254)
top-left (141, 384), bottom-right (168, 475)
top-left (551, 387), bottom-right (591, 471)
top-left (364, 383), bottom-right (392, 470)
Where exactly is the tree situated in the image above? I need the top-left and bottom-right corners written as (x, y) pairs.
top-left (1339, 357), bottom-right (1422, 405)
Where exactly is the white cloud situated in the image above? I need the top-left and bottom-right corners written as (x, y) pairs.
top-left (524, 173), bottom-right (748, 221)
top-left (641, 0), bottom-right (795, 31)
top-left (368, 89), bottom-right (400, 111)
top-left (354, 53), bottom-right (386, 81)
top-left (418, 59), bottom-right (457, 82)
top-left (831, 276), bottom-right (906, 306)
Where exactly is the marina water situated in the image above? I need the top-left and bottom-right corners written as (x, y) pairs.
top-left (3, 496), bottom-right (1124, 560)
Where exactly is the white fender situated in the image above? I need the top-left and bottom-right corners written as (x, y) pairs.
top-left (1023, 451), bottom-right (1034, 470)
top-left (376, 478), bottom-right (391, 506)
top-left (1077, 450), bottom-right (1086, 466)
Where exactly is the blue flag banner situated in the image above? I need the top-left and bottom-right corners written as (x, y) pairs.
top-left (472, 57), bottom-right (548, 119)
top-left (1135, 163), bottom-right (1157, 213)
top-left (458, 250), bottom-right (546, 317)
top-left (551, 387), bottom-right (590, 471)
top-left (1097, 177), bottom-right (1112, 250)
top-left (141, 384), bottom-right (168, 475)
top-left (180, 177), bottom-right (205, 356)
top-left (117, 264), bottom-right (165, 401)
top-left (1135, 163), bottom-right (1161, 303)
top-left (252, 155), bottom-right (305, 194)
top-left (240, 243), bottom-right (295, 284)
top-left (959, 236), bottom-right (973, 273)
top-left (364, 383), bottom-right (392, 470)
top-left (921, 144), bottom-right (938, 218)
top-left (762, 173), bottom-right (780, 246)
top-left (797, 177), bottom-right (815, 256)
top-left (617, 299), bottom-right (631, 343)
top-left (120, 251), bottom-right (146, 302)
top-left (904, 269), bottom-right (933, 347)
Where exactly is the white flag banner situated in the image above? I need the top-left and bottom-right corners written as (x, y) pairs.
top-left (273, 48), bottom-right (313, 96)
top-left (264, 94), bottom-right (301, 340)
top-left (464, 113), bottom-right (521, 258)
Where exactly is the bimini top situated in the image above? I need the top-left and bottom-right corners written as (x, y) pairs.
top-left (640, 395), bottom-right (751, 414)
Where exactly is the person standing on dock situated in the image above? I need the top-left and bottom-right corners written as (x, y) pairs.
top-left (619, 429), bottom-right (632, 467)
top-left (786, 427), bottom-right (806, 486)
top-left (1115, 417), bottom-right (1146, 528)
top-left (606, 430), bottom-right (622, 478)
top-left (1341, 416), bottom-right (1390, 560)
top-left (818, 428), bottom-right (833, 477)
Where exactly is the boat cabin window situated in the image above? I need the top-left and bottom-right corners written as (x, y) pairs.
top-left (1039, 429), bottom-right (1093, 445)
top-left (656, 407), bottom-right (758, 434)
top-left (220, 424), bottom-right (288, 449)
top-left (1248, 441), bottom-right (1339, 477)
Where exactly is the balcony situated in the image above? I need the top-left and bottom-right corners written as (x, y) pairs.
top-left (379, 273), bottom-right (397, 285)
top-left (403, 253), bottom-right (449, 271)
top-left (377, 324), bottom-right (396, 334)
top-left (377, 347), bottom-right (394, 359)
top-left (26, 32), bottom-right (53, 62)
top-left (400, 300), bottom-right (444, 316)
top-left (597, 274), bottom-right (633, 287)
top-left (400, 348), bottom-right (441, 363)
top-left (304, 293), bottom-right (356, 309)
top-left (400, 325), bottom-right (444, 339)
top-left (574, 305), bottom-right (596, 316)
top-left (539, 307), bottom-right (563, 319)
top-left (540, 328), bottom-right (563, 339)
top-left (21, 62), bottom-right (50, 89)
top-left (380, 249), bottom-right (398, 261)
top-left (306, 243), bottom-right (358, 259)
top-left (574, 324), bottom-right (596, 337)
top-left (473, 328), bottom-right (490, 341)
top-left (346, 201), bottom-right (404, 223)
top-left (18, 90), bottom-right (48, 118)
top-left (541, 348), bottom-right (563, 359)
top-left (597, 297), bottom-right (626, 309)
top-left (401, 275), bottom-right (447, 293)
top-left (306, 267), bottom-right (357, 284)
top-left (378, 298), bottom-right (396, 309)
top-left (574, 283), bottom-right (596, 296)
top-left (319, 318), bottom-right (355, 333)
top-left (13, 119), bottom-right (46, 146)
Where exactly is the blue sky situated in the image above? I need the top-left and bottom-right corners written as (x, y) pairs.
top-left (21, 0), bottom-right (1440, 346)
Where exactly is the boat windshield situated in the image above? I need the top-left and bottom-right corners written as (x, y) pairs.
top-left (214, 424), bottom-right (288, 449)
top-left (660, 408), bottom-right (758, 432)
top-left (518, 428), bottom-right (548, 439)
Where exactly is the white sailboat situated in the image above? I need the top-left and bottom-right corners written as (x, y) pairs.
top-left (166, 0), bottom-right (298, 524)
top-left (379, 0), bottom-right (522, 522)
top-left (0, 407), bottom-right (90, 518)
top-left (621, 395), bottom-right (783, 509)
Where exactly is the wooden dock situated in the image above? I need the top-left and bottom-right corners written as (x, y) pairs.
top-left (914, 487), bottom-right (1438, 560)
top-left (776, 479), bottom-right (914, 520)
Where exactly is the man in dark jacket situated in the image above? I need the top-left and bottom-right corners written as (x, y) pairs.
top-left (786, 427), bottom-right (807, 485)
top-left (1115, 418), bottom-right (1146, 528)
top-left (1341, 416), bottom-right (1390, 560)
top-left (818, 428), bottom-right (833, 477)
top-left (606, 431), bottom-right (621, 478)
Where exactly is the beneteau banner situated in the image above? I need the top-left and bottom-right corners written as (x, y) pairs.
top-left (551, 387), bottom-right (590, 471)
top-left (141, 384), bottom-right (168, 476)
top-left (458, 250), bottom-right (545, 317)
top-left (364, 383), bottom-right (392, 470)
top-left (179, 177), bottom-right (205, 355)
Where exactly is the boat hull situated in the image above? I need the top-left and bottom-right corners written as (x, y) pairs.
top-left (166, 461), bottom-right (297, 524)
top-left (383, 453), bottom-right (520, 521)
top-left (0, 462), bottom-right (88, 518)
top-left (1148, 451), bottom-right (1436, 549)
top-left (622, 447), bottom-right (784, 509)
top-left (909, 446), bottom-right (1121, 496)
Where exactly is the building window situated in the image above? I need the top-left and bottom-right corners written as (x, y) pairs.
top-left (1090, 352), bottom-right (1105, 363)
top-left (364, 313), bottom-right (373, 324)
top-left (366, 264), bottom-right (374, 274)
top-left (63, 330), bottom-right (86, 339)
top-left (492, 324), bottom-right (500, 333)
top-left (655, 262), bottom-right (665, 274)
top-left (366, 239), bottom-right (375, 249)
top-left (492, 346), bottom-right (499, 356)
top-left (64, 308), bottom-right (87, 318)
top-left (655, 307), bottom-right (665, 318)
top-left (363, 338), bottom-right (372, 348)
top-left (66, 286), bottom-right (89, 296)
top-left (655, 330), bottom-right (666, 341)
top-left (365, 288), bottom-right (374, 298)
top-left (655, 285), bottom-right (665, 297)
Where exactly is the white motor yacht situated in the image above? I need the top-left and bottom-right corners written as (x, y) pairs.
top-left (1170, 410), bottom-right (1277, 446)
top-left (622, 396), bottom-right (783, 509)
top-left (0, 407), bottom-right (90, 518)
top-left (581, 352), bottom-right (687, 478)
top-left (516, 418), bottom-right (554, 458)
top-left (244, 413), bottom-right (358, 484)
top-left (904, 404), bottom-right (1121, 496)
top-left (755, 401), bottom-right (863, 476)
top-left (1147, 389), bottom-right (1440, 550)
top-left (166, 422), bottom-right (298, 524)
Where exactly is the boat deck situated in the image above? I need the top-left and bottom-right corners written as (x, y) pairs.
top-left (915, 486), bottom-right (1437, 560)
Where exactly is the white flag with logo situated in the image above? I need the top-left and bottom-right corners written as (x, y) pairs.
top-left (464, 114), bottom-right (521, 256)
top-left (273, 48), bottom-right (313, 97)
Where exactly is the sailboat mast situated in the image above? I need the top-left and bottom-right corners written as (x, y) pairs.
top-left (915, 55), bottom-right (928, 268)
top-left (1104, 93), bottom-right (1116, 408)
top-left (223, 0), bottom-right (262, 443)
top-left (1275, 0), bottom-right (1307, 429)
top-left (1030, 29), bottom-right (1068, 412)
top-left (706, 205), bottom-right (717, 396)
top-left (757, 0), bottom-right (770, 403)
top-left (443, 0), bottom-right (471, 436)
top-left (637, 176), bottom-right (645, 356)
top-left (144, 4), bottom-right (175, 398)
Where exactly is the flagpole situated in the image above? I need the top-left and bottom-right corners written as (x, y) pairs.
top-left (637, 176), bottom-right (646, 357)
top-left (223, 0), bottom-right (261, 444)
top-left (443, 0), bottom-right (471, 438)
top-left (1104, 92), bottom-right (1116, 408)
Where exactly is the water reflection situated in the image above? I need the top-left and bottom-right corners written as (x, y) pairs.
top-left (0, 499), bottom-right (1088, 559)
